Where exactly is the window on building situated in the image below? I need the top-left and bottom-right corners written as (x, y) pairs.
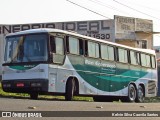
top-left (142, 40), bottom-right (147, 49)
top-left (137, 40), bottom-right (147, 49)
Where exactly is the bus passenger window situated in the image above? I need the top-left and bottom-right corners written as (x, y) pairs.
top-left (84, 40), bottom-right (88, 56)
top-left (141, 53), bottom-right (147, 67)
top-left (136, 52), bottom-right (141, 65)
top-left (151, 56), bottom-right (156, 68)
top-left (108, 46), bottom-right (114, 61)
top-left (101, 44), bottom-right (114, 61)
top-left (130, 51), bottom-right (138, 65)
top-left (50, 36), bottom-right (64, 55)
top-left (50, 36), bottom-right (55, 53)
top-left (118, 48), bottom-right (128, 63)
top-left (79, 39), bottom-right (83, 55)
top-left (69, 37), bottom-right (79, 55)
top-left (146, 55), bottom-right (151, 67)
top-left (55, 37), bottom-right (64, 55)
top-left (88, 41), bottom-right (99, 58)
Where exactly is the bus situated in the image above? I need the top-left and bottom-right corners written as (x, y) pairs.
top-left (2, 28), bottom-right (157, 102)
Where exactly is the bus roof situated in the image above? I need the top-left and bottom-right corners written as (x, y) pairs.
top-left (6, 28), bottom-right (156, 55)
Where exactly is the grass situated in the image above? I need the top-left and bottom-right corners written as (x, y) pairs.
top-left (0, 82), bottom-right (160, 102)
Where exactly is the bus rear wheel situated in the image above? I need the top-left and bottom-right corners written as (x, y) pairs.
top-left (136, 85), bottom-right (145, 103)
top-left (30, 92), bottom-right (38, 100)
top-left (65, 79), bottom-right (75, 101)
top-left (127, 84), bottom-right (136, 102)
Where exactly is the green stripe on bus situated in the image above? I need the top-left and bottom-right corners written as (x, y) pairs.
top-left (9, 64), bottom-right (38, 70)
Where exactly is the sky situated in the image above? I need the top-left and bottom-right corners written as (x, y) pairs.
top-left (0, 0), bottom-right (160, 45)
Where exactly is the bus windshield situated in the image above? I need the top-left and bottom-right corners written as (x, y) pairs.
top-left (4, 34), bottom-right (48, 63)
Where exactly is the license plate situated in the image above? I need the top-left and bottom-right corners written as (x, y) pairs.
top-left (16, 83), bottom-right (24, 87)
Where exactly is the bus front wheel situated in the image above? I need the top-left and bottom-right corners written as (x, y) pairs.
top-left (65, 79), bottom-right (75, 101)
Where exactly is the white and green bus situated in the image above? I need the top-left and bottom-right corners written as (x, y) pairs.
top-left (2, 28), bottom-right (157, 102)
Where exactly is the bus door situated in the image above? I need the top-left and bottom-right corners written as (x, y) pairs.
top-left (49, 34), bottom-right (66, 93)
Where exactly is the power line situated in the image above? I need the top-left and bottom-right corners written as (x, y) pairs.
top-left (87, 0), bottom-right (130, 16)
top-left (66, 0), bottom-right (160, 33)
top-left (112, 0), bottom-right (160, 21)
top-left (66, 0), bottom-right (111, 19)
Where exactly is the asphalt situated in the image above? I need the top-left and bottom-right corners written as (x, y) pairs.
top-left (0, 97), bottom-right (160, 120)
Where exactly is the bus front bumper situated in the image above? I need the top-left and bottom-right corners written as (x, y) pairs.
top-left (1, 79), bottom-right (48, 93)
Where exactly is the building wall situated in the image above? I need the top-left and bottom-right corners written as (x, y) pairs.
top-left (114, 15), bottom-right (153, 49)
top-left (116, 40), bottom-right (136, 48)
top-left (135, 33), bottom-right (153, 49)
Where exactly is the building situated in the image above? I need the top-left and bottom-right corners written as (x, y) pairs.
top-left (0, 15), bottom-right (156, 75)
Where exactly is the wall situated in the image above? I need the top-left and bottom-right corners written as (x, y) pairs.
top-left (114, 15), bottom-right (153, 49)
top-left (116, 40), bottom-right (136, 48)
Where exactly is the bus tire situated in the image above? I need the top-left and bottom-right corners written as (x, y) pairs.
top-left (135, 85), bottom-right (145, 103)
top-left (127, 84), bottom-right (136, 102)
top-left (30, 92), bottom-right (38, 100)
top-left (65, 79), bottom-right (75, 101)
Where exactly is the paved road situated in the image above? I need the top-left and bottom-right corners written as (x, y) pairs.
top-left (0, 97), bottom-right (160, 120)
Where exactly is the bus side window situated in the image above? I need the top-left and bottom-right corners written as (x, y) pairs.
top-left (140, 53), bottom-right (147, 67)
top-left (84, 40), bottom-right (88, 56)
top-left (151, 56), bottom-right (156, 68)
top-left (79, 39), bottom-right (83, 55)
top-left (136, 52), bottom-right (141, 65)
top-left (50, 36), bottom-right (55, 53)
top-left (146, 54), bottom-right (151, 68)
top-left (115, 47), bottom-right (119, 61)
top-left (117, 48), bottom-right (128, 63)
top-left (50, 36), bottom-right (64, 55)
top-left (101, 44), bottom-right (114, 61)
top-left (130, 51), bottom-right (138, 65)
top-left (88, 41), bottom-right (99, 58)
top-left (69, 36), bottom-right (79, 55)
top-left (55, 37), bottom-right (64, 55)
top-left (66, 36), bottom-right (69, 53)
top-left (50, 35), bottom-right (64, 64)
